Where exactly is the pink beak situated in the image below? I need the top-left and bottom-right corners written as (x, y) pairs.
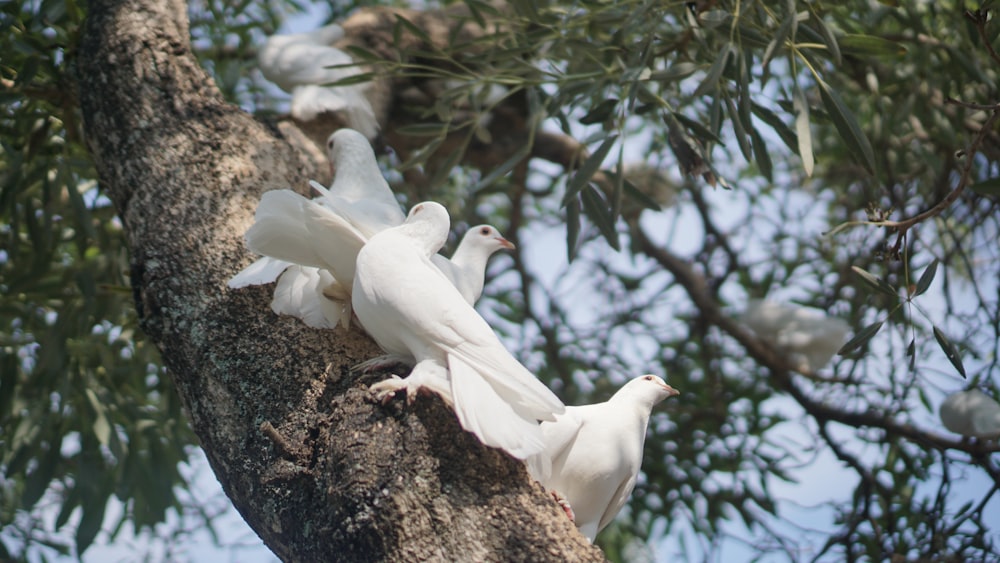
top-left (497, 237), bottom-right (516, 250)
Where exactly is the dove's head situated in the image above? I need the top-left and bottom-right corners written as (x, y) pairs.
top-left (402, 201), bottom-right (450, 255)
top-left (453, 224), bottom-right (515, 260)
top-left (326, 128), bottom-right (377, 178)
top-left (616, 374), bottom-right (679, 407)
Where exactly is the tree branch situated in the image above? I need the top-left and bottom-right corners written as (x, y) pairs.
top-left (633, 226), bottom-right (1000, 457)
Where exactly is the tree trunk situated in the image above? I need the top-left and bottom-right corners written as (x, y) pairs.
top-left (75, 0), bottom-right (601, 560)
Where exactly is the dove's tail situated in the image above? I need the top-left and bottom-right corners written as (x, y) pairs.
top-left (245, 190), bottom-right (327, 268)
top-left (291, 83), bottom-right (379, 141)
top-left (228, 256), bottom-right (291, 288)
top-left (270, 265), bottom-right (348, 329)
top-left (448, 354), bottom-right (545, 459)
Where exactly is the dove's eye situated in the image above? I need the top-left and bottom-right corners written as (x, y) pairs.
top-left (480, 227), bottom-right (491, 235)
top-left (644, 375), bottom-right (654, 381)
top-left (412, 204), bottom-right (423, 214)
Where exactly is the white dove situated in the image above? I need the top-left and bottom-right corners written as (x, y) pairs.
top-left (741, 300), bottom-right (849, 373)
top-left (257, 24), bottom-right (379, 140)
top-left (940, 389), bottom-right (1000, 439)
top-left (352, 201), bottom-right (564, 459)
top-left (526, 374), bottom-right (679, 542)
top-left (229, 130), bottom-right (513, 327)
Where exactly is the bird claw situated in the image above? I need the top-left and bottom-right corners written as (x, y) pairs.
top-left (369, 375), bottom-right (407, 404)
top-left (551, 490), bottom-right (575, 522)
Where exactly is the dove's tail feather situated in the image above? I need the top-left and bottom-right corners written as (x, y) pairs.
top-left (452, 343), bottom-right (565, 422)
top-left (246, 190), bottom-right (326, 268)
top-left (291, 84), bottom-right (379, 140)
top-left (302, 201), bottom-right (368, 288)
top-left (449, 354), bottom-right (545, 460)
top-left (228, 256), bottom-right (291, 288)
top-left (270, 265), bottom-right (345, 329)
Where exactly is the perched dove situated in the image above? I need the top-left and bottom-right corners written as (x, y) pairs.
top-left (257, 24), bottom-right (379, 140)
top-left (229, 130), bottom-right (513, 327)
top-left (353, 201), bottom-right (564, 459)
top-left (940, 389), bottom-right (1000, 439)
top-left (741, 300), bottom-right (849, 372)
top-left (526, 375), bottom-right (679, 542)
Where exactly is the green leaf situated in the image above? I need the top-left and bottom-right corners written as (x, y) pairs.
top-left (912, 259), bottom-right (938, 297)
top-left (907, 338), bottom-right (916, 370)
top-left (969, 177), bottom-right (1000, 196)
top-left (566, 196), bottom-right (581, 262)
top-left (580, 98), bottom-right (618, 124)
top-left (76, 497), bottom-right (108, 555)
top-left (838, 320), bottom-right (884, 355)
top-left (851, 265), bottom-right (898, 297)
top-left (793, 83), bottom-right (814, 176)
top-left (812, 13), bottom-right (842, 65)
top-left (839, 34), bottom-right (907, 57)
top-left (749, 124), bottom-right (773, 181)
top-left (563, 134), bottom-right (618, 205)
top-left (818, 80), bottom-right (877, 175)
top-left (751, 102), bottom-right (798, 155)
top-left (933, 326), bottom-right (966, 378)
top-left (580, 184), bottom-right (621, 250)
top-left (472, 143), bottom-right (532, 192)
top-left (322, 72), bottom-right (376, 87)
top-left (649, 62), bottom-right (699, 82)
top-left (393, 14), bottom-right (433, 46)
top-left (622, 177), bottom-right (662, 212)
top-left (693, 45), bottom-right (731, 97)
top-left (394, 123), bottom-right (449, 137)
top-left (762, 0), bottom-right (797, 69)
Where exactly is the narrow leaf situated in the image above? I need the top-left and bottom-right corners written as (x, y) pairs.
top-left (751, 102), bottom-right (798, 154)
top-left (933, 326), bottom-right (966, 378)
top-left (813, 14), bottom-right (842, 65)
top-left (762, 0), bottom-right (797, 69)
top-left (793, 84), bottom-right (814, 176)
top-left (907, 338), bottom-right (916, 370)
top-left (693, 44), bottom-right (731, 97)
top-left (473, 143), bottom-right (531, 191)
top-left (851, 265), bottom-right (898, 297)
top-left (838, 320), bottom-right (884, 355)
top-left (563, 134), bottom-right (618, 205)
top-left (566, 196), bottom-right (581, 262)
top-left (580, 184), bottom-right (621, 250)
top-left (580, 98), bottom-right (618, 124)
top-left (839, 34), bottom-right (907, 57)
top-left (622, 177), bottom-right (662, 211)
top-left (818, 80), bottom-right (877, 175)
top-left (969, 177), bottom-right (1000, 196)
top-left (912, 259), bottom-right (938, 297)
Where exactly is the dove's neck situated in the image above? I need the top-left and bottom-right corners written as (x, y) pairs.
top-left (398, 223), bottom-right (448, 257)
top-left (449, 243), bottom-right (488, 288)
top-left (334, 154), bottom-right (385, 201)
top-left (609, 392), bottom-right (658, 435)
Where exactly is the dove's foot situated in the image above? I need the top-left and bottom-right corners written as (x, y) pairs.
top-left (354, 354), bottom-right (415, 374)
top-left (369, 375), bottom-right (407, 404)
top-left (551, 490), bottom-right (575, 522)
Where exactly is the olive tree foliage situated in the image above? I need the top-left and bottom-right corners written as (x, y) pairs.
top-left (2, 0), bottom-right (1000, 561)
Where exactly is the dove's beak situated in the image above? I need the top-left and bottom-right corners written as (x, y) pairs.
top-left (662, 383), bottom-right (680, 397)
top-left (497, 237), bottom-right (516, 250)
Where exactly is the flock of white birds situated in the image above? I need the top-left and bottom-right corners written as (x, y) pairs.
top-left (229, 22), bottom-right (1000, 545)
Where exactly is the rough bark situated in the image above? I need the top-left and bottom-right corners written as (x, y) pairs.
top-left (76, 0), bottom-right (601, 560)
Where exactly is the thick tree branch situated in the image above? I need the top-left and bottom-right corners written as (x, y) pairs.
top-left (75, 0), bottom-right (600, 560)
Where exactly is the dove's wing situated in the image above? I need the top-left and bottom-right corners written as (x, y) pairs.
top-left (302, 200), bottom-right (367, 291)
top-left (353, 230), bottom-right (563, 421)
top-left (228, 256), bottom-right (291, 288)
top-left (526, 407), bottom-right (584, 482)
top-left (595, 470), bottom-right (639, 538)
top-left (258, 25), bottom-right (350, 91)
top-left (245, 190), bottom-right (327, 268)
top-left (290, 83), bottom-right (377, 137)
top-left (449, 354), bottom-right (546, 459)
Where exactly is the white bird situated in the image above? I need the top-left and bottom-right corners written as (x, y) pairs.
top-left (257, 24), bottom-right (379, 140)
top-left (940, 389), bottom-right (1000, 439)
top-left (741, 300), bottom-right (849, 372)
top-left (353, 201), bottom-right (564, 459)
top-left (526, 375), bottom-right (679, 542)
top-left (229, 130), bottom-right (513, 327)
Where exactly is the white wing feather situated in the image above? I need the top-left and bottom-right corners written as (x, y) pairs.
top-left (227, 256), bottom-right (291, 288)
